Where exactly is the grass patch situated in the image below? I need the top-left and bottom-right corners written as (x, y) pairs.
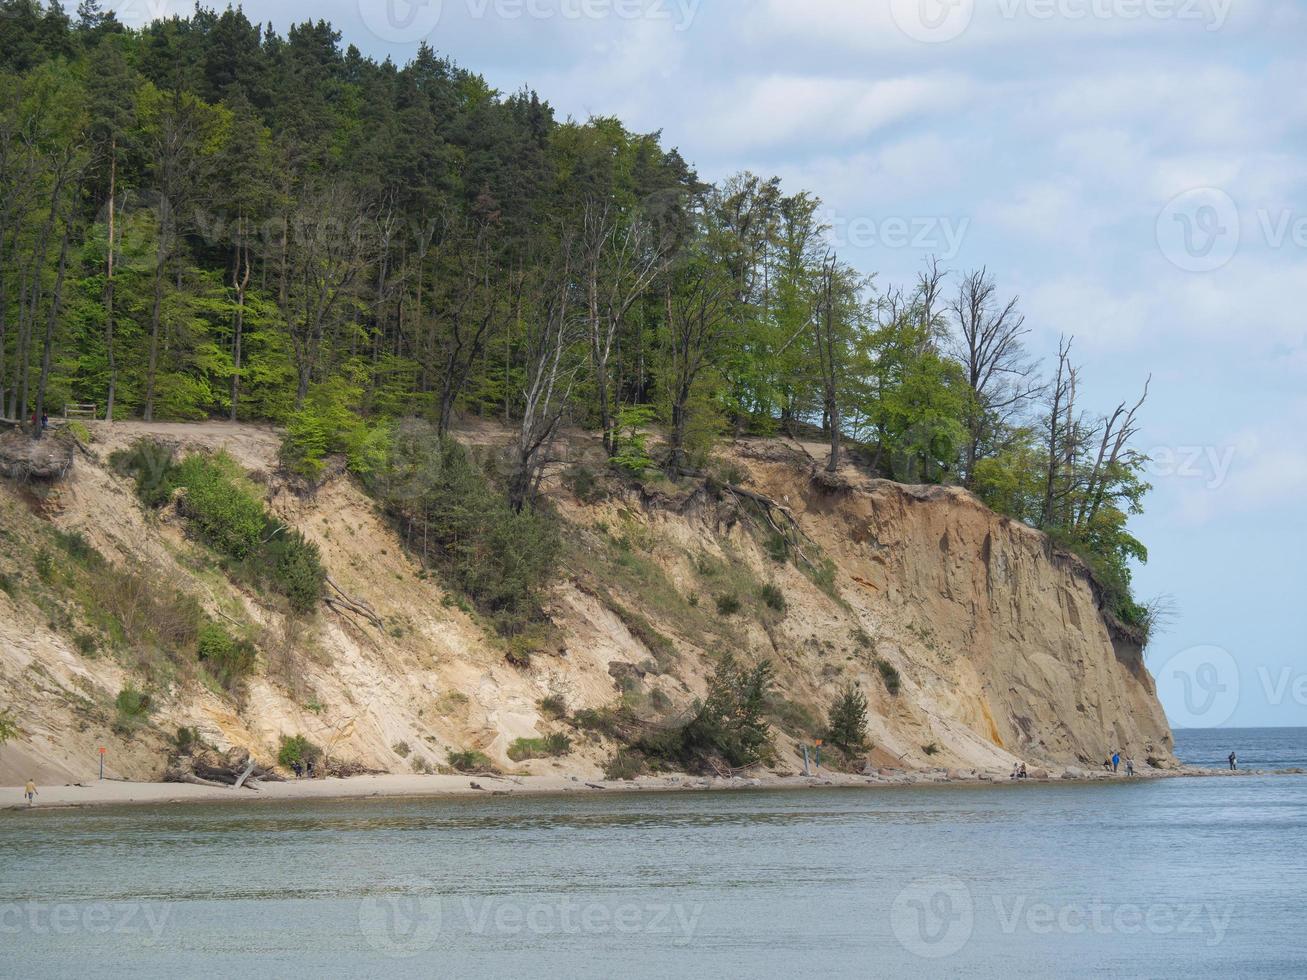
top-left (507, 733), bottom-right (573, 762)
top-left (759, 583), bottom-right (786, 613)
top-left (602, 748), bottom-right (646, 781)
top-left (447, 749), bottom-right (498, 773)
top-left (876, 659), bottom-right (902, 696)
top-left (537, 694), bottom-right (568, 719)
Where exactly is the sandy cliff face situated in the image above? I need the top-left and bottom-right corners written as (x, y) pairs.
top-left (0, 422), bottom-right (1172, 784)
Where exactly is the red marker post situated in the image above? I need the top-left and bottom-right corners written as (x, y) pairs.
top-left (99, 746), bottom-right (106, 780)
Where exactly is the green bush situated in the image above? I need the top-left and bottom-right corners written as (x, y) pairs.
top-left (507, 733), bottom-right (573, 762)
top-left (572, 706), bottom-right (625, 738)
top-left (537, 694), bottom-right (568, 719)
top-left (174, 726), bottom-right (200, 754)
top-left (636, 655), bottom-right (775, 771)
top-left (764, 533), bottom-right (790, 564)
top-left (0, 571), bottom-right (16, 597)
top-left (825, 684), bottom-right (869, 754)
top-left (114, 687), bottom-right (151, 731)
top-left (876, 659), bottom-right (902, 696)
top-left (255, 527), bottom-right (326, 614)
top-left (447, 749), bottom-right (497, 773)
top-left (602, 748), bottom-right (646, 781)
top-left (172, 455), bottom-right (265, 559)
top-left (0, 710), bottom-right (17, 745)
top-left (197, 622), bottom-right (257, 690)
top-left (280, 378), bottom-right (390, 481)
top-left (715, 593), bottom-right (741, 616)
top-left (277, 734), bottom-right (321, 769)
top-left (759, 584), bottom-right (786, 612)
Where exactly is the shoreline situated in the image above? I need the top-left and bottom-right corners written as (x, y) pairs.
top-left (4, 765), bottom-right (1299, 812)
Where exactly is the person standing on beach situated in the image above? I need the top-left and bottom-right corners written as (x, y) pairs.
top-left (1229, 751), bottom-right (1238, 771)
top-left (1112, 751), bottom-right (1120, 773)
top-left (1125, 758), bottom-right (1135, 777)
top-left (23, 779), bottom-right (37, 806)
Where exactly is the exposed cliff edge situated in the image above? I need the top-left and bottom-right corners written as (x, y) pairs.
top-left (0, 421), bottom-right (1173, 785)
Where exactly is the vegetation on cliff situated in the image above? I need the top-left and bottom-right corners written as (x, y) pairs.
top-left (0, 1), bottom-right (1154, 633)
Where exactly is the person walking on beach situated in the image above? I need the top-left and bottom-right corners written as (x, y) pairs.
top-left (1112, 751), bottom-right (1120, 773)
top-left (23, 779), bottom-right (37, 806)
top-left (1125, 758), bottom-right (1136, 777)
top-left (1229, 751), bottom-right (1238, 771)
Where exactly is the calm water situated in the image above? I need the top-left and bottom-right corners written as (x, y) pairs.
top-left (1174, 727), bottom-right (1307, 771)
top-left (3, 730), bottom-right (1305, 979)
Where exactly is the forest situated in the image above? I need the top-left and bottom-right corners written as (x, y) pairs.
top-left (0, 1), bottom-right (1156, 633)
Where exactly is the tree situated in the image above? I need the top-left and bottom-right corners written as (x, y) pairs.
top-left (949, 268), bottom-right (1042, 487)
top-left (825, 684), bottom-right (868, 755)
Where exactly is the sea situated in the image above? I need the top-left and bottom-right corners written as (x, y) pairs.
top-left (1, 727), bottom-right (1304, 978)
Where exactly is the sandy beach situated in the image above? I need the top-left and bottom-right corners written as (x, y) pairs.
top-left (4, 764), bottom-right (1290, 811)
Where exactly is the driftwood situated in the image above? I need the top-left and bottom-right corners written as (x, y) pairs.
top-left (166, 747), bottom-right (283, 788)
top-left (323, 575), bottom-right (384, 630)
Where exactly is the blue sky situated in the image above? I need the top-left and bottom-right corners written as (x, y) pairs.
top-left (128, 0), bottom-right (1305, 727)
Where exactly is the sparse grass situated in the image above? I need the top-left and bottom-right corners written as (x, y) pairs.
top-left (759, 583), bottom-right (786, 613)
top-left (923, 742), bottom-right (940, 757)
top-left (767, 694), bottom-right (820, 738)
top-left (392, 741), bottom-right (411, 758)
top-left (715, 593), bottom-right (741, 616)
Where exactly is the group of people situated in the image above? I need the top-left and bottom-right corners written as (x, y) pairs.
top-left (1103, 751), bottom-right (1137, 776)
top-left (1010, 763), bottom-right (1029, 780)
top-left (289, 760), bottom-right (315, 779)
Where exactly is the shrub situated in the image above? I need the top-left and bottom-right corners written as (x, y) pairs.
top-left (537, 694), bottom-right (568, 719)
top-left (715, 593), bottom-right (741, 616)
top-left (277, 734), bottom-right (321, 769)
top-left (197, 623), bottom-right (257, 691)
top-left (507, 733), bottom-right (573, 762)
top-left (563, 462), bottom-right (606, 504)
top-left (825, 684), bottom-right (869, 754)
top-left (255, 526), bottom-right (326, 614)
top-left (392, 741), bottom-right (411, 758)
top-left (369, 427), bottom-right (558, 635)
top-left (174, 726), bottom-right (201, 754)
top-left (447, 749), bottom-right (497, 773)
top-left (172, 455), bottom-right (266, 559)
top-left (411, 756), bottom-right (433, 774)
top-left (111, 439), bottom-right (177, 507)
top-left (759, 584), bottom-right (786, 613)
top-left (602, 748), bottom-right (646, 781)
top-left (571, 706), bottom-right (625, 738)
top-left (0, 571), bottom-right (15, 597)
top-left (764, 533), bottom-right (790, 564)
top-left (876, 659), bottom-right (902, 696)
top-left (53, 529), bottom-right (102, 568)
top-left (636, 655), bottom-right (775, 771)
top-left (923, 742), bottom-right (941, 757)
top-left (0, 710), bottom-right (17, 745)
top-left (114, 687), bottom-right (151, 730)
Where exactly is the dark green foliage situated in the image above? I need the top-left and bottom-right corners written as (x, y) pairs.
top-left (764, 533), bottom-right (790, 564)
top-left (196, 622), bottom-right (256, 690)
top-left (923, 742), bottom-right (941, 757)
top-left (759, 583), bottom-right (786, 613)
top-left (174, 726), bottom-right (200, 754)
top-left (370, 426), bottom-right (557, 635)
top-left (114, 686), bottom-right (150, 728)
top-left (0, 571), bottom-right (16, 597)
top-left (537, 694), bottom-right (568, 719)
top-left (637, 654), bottom-right (775, 771)
top-left (824, 684), bottom-right (869, 754)
top-left (119, 442), bottom-right (325, 613)
top-left (876, 659), bottom-right (902, 696)
top-left (277, 734), bottom-right (321, 769)
top-left (572, 706), bottom-right (624, 739)
top-left (715, 593), bottom-right (741, 616)
top-left (447, 749), bottom-right (497, 773)
top-left (602, 748), bottom-right (646, 781)
top-left (0, 710), bottom-right (18, 745)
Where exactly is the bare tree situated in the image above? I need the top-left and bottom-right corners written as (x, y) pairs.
top-left (950, 268), bottom-right (1042, 487)
top-left (507, 245), bottom-right (583, 511)
top-left (1077, 376), bottom-right (1150, 528)
top-left (579, 197), bottom-right (677, 456)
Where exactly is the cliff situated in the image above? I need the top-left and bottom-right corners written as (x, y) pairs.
top-left (0, 421), bottom-right (1173, 785)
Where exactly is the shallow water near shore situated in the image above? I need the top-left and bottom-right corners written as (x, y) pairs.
top-left (5, 741), bottom-right (1307, 979)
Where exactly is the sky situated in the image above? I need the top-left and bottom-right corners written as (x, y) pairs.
top-left (119, 0), bottom-right (1305, 728)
